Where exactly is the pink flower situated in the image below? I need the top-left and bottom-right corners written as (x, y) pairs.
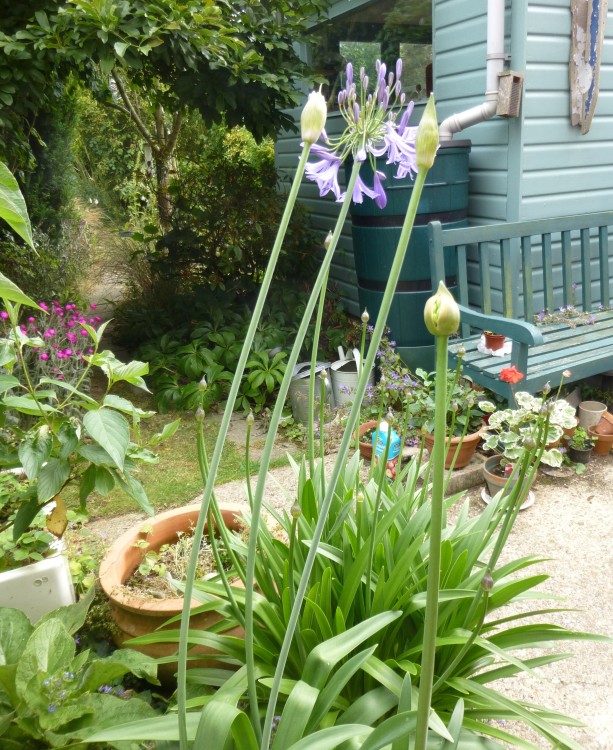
top-left (0, 311), bottom-right (9, 319)
top-left (88, 348), bottom-right (94, 354)
top-left (65, 348), bottom-right (73, 356)
top-left (39, 302), bottom-right (48, 310)
top-left (40, 352), bottom-right (49, 361)
top-left (90, 304), bottom-right (97, 310)
top-left (27, 316), bottom-right (36, 323)
top-left (80, 329), bottom-right (88, 336)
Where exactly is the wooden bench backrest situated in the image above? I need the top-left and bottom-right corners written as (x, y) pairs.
top-left (429, 211), bottom-right (613, 339)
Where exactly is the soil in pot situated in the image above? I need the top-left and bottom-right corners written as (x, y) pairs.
top-left (357, 420), bottom-right (379, 459)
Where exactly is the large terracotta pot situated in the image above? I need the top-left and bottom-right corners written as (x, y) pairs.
top-left (482, 455), bottom-right (535, 501)
top-left (423, 428), bottom-right (482, 469)
top-left (99, 503), bottom-right (244, 684)
top-left (588, 425), bottom-right (613, 456)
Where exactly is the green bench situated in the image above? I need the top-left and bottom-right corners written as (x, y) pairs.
top-left (428, 211), bottom-right (613, 404)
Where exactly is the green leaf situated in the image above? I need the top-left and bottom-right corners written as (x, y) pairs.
top-left (18, 427), bottom-right (52, 481)
top-left (83, 408), bottom-right (130, 470)
top-left (102, 393), bottom-right (155, 417)
top-left (15, 619), bottom-right (75, 703)
top-left (79, 648), bottom-right (158, 693)
top-left (86, 714), bottom-right (201, 742)
top-left (149, 417), bottom-right (181, 446)
top-left (114, 41), bottom-right (129, 57)
top-left (114, 471), bottom-right (154, 516)
top-left (0, 163), bottom-right (34, 249)
top-left (2, 395), bottom-right (55, 415)
top-left (0, 608), bottom-right (32, 666)
top-left (37, 458), bottom-right (70, 504)
top-left (195, 701), bottom-right (259, 750)
top-left (94, 466), bottom-right (116, 495)
top-left (0, 374), bottom-right (19, 395)
top-left (37, 587), bottom-right (95, 636)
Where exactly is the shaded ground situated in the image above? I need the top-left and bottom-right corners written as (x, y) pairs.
top-left (85, 426), bottom-right (613, 749)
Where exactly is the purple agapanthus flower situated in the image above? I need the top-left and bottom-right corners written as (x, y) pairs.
top-left (304, 58), bottom-right (421, 206)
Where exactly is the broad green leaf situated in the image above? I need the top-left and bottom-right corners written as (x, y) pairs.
top-left (37, 586), bottom-right (95, 636)
top-left (83, 408), bottom-right (130, 470)
top-left (18, 426), bottom-right (52, 481)
top-left (15, 620), bottom-right (75, 703)
top-left (0, 163), bottom-right (34, 249)
top-left (114, 471), bottom-right (153, 515)
top-left (86, 714), bottom-right (201, 742)
top-left (77, 443), bottom-right (114, 465)
top-left (114, 41), bottom-right (129, 57)
top-left (0, 374), bottom-right (19, 395)
top-left (2, 395), bottom-right (55, 415)
top-left (102, 393), bottom-right (155, 417)
top-left (0, 608), bottom-right (32, 666)
top-left (78, 649), bottom-right (158, 693)
top-left (286, 724), bottom-right (371, 750)
top-left (272, 680), bottom-right (319, 749)
top-left (149, 417), bottom-right (181, 446)
top-left (37, 457), bottom-right (70, 504)
top-left (94, 465), bottom-right (116, 495)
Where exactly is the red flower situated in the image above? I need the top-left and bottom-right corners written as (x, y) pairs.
top-left (499, 366), bottom-right (525, 384)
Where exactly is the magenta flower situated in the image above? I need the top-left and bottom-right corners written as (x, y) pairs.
top-left (39, 302), bottom-right (48, 310)
top-left (80, 329), bottom-right (88, 337)
top-left (90, 304), bottom-right (97, 310)
top-left (40, 352), bottom-right (49, 361)
top-left (0, 311), bottom-right (8, 319)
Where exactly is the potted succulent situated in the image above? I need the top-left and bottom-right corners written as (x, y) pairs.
top-left (412, 368), bottom-right (487, 469)
top-left (565, 426), bottom-right (595, 463)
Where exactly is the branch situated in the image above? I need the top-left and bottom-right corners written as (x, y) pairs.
top-left (112, 69), bottom-right (160, 152)
top-left (165, 109), bottom-right (184, 158)
top-left (104, 101), bottom-right (131, 117)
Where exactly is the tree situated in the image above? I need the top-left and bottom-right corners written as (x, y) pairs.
top-left (1, 0), bottom-right (328, 228)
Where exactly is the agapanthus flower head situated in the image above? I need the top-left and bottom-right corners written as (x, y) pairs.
top-left (304, 58), bottom-right (420, 206)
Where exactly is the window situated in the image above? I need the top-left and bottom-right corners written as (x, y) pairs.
top-left (309, 0), bottom-right (432, 109)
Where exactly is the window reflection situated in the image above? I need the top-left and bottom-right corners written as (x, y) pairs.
top-left (309, 0), bottom-right (432, 109)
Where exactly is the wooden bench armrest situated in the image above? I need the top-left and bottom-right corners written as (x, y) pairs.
top-left (457, 305), bottom-right (545, 345)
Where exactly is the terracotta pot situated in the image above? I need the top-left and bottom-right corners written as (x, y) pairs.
top-left (587, 425), bottom-right (613, 456)
top-left (595, 412), bottom-right (613, 436)
top-left (482, 455), bottom-right (534, 501)
top-left (357, 420), bottom-right (379, 459)
top-left (484, 332), bottom-right (505, 351)
top-left (99, 503), bottom-right (244, 684)
top-left (423, 428), bottom-right (482, 469)
top-left (578, 400), bottom-right (607, 429)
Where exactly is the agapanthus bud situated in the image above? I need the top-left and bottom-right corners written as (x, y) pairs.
top-left (396, 58), bottom-right (403, 81)
top-left (346, 62), bottom-right (353, 88)
top-left (199, 376), bottom-right (207, 391)
top-left (542, 381), bottom-right (551, 395)
top-left (324, 230), bottom-right (333, 250)
top-left (450, 401), bottom-right (459, 413)
top-left (195, 407), bottom-right (205, 422)
top-left (353, 102), bottom-right (360, 124)
top-left (523, 436), bottom-right (536, 450)
top-left (415, 94), bottom-right (439, 170)
top-left (424, 281), bottom-right (460, 337)
top-left (458, 345), bottom-right (466, 358)
top-left (301, 88), bottom-right (327, 145)
top-left (361, 308), bottom-right (370, 324)
top-left (481, 570), bottom-right (494, 592)
top-left (247, 411), bottom-right (255, 426)
top-left (290, 503), bottom-right (301, 519)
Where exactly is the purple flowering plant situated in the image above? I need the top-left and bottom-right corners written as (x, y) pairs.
top-left (304, 59), bottom-right (419, 208)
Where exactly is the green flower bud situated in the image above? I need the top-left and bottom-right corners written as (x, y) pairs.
top-left (199, 376), bottom-right (207, 391)
top-left (323, 230), bottom-right (334, 250)
top-left (301, 88), bottom-right (327, 145)
top-left (523, 436), bottom-right (536, 450)
top-left (247, 411), bottom-right (255, 426)
top-left (450, 401), bottom-right (459, 413)
top-left (415, 94), bottom-right (439, 170)
top-left (290, 503), bottom-right (301, 519)
top-left (424, 281), bottom-right (460, 337)
top-left (195, 407), bottom-right (205, 422)
top-left (542, 381), bottom-right (551, 395)
top-left (458, 345), bottom-right (466, 359)
top-left (361, 308), bottom-right (370, 324)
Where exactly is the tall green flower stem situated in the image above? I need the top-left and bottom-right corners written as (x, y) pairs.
top-left (242, 159), bottom-right (362, 739)
top-left (259, 165), bottom-right (430, 750)
top-left (175, 143), bottom-right (314, 749)
top-left (307, 265), bottom-right (330, 476)
top-left (414, 331), bottom-right (451, 750)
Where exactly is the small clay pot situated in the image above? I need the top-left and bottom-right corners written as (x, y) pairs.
top-left (357, 420), bottom-right (379, 459)
top-left (484, 332), bottom-right (506, 351)
top-left (588, 425), bottom-right (613, 456)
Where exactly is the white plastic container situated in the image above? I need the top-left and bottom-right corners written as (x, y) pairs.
top-left (0, 554), bottom-right (75, 623)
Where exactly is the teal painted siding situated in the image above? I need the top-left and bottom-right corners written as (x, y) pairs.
top-left (434, 0), bottom-right (510, 224)
top-left (520, 3), bottom-right (613, 219)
